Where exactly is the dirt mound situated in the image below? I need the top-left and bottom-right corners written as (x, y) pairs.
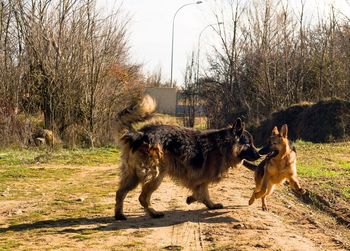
top-left (251, 99), bottom-right (350, 145)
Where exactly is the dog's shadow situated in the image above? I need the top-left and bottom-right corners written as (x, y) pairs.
top-left (0, 207), bottom-right (242, 234)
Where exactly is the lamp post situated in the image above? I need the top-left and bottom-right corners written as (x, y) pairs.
top-left (196, 22), bottom-right (223, 81)
top-left (170, 1), bottom-right (203, 87)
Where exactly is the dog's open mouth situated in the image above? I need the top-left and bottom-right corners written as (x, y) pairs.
top-left (267, 150), bottom-right (279, 159)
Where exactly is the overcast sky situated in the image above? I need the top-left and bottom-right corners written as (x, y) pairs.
top-left (97, 0), bottom-right (350, 85)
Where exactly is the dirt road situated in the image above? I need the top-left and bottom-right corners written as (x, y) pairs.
top-left (111, 167), bottom-right (349, 251)
top-left (0, 165), bottom-right (349, 250)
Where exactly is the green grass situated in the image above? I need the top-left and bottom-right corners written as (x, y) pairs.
top-left (0, 239), bottom-right (21, 250)
top-left (297, 163), bottom-right (342, 177)
top-left (0, 166), bottom-right (75, 180)
top-left (0, 166), bottom-right (78, 199)
top-left (336, 160), bottom-right (350, 169)
top-left (295, 140), bottom-right (350, 178)
top-left (0, 146), bottom-right (120, 202)
top-left (52, 147), bottom-right (120, 166)
top-left (0, 146), bottom-right (120, 167)
top-left (342, 187), bottom-right (350, 199)
top-left (0, 150), bottom-right (39, 166)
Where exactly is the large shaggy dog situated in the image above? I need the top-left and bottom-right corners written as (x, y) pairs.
top-left (114, 96), bottom-right (261, 220)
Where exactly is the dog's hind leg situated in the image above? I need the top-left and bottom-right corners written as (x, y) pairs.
top-left (115, 166), bottom-right (139, 221)
top-left (139, 173), bottom-right (165, 218)
top-left (260, 184), bottom-right (274, 211)
top-left (194, 183), bottom-right (223, 210)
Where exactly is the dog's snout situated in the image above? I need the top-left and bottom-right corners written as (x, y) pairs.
top-left (253, 150), bottom-right (261, 161)
top-left (258, 144), bottom-right (271, 155)
top-left (248, 146), bottom-right (261, 161)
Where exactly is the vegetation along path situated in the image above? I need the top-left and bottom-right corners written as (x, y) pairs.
top-left (0, 143), bottom-right (349, 250)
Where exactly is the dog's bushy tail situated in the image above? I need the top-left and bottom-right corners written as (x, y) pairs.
top-left (116, 95), bottom-right (156, 138)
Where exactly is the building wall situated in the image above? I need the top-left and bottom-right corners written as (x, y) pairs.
top-left (145, 87), bottom-right (177, 115)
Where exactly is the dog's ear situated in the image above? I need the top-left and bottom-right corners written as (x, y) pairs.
top-left (280, 124), bottom-right (288, 138)
top-left (233, 118), bottom-right (244, 137)
top-left (271, 126), bottom-right (279, 136)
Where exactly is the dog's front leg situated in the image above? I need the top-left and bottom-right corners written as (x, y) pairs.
top-left (139, 174), bottom-right (165, 218)
top-left (115, 168), bottom-right (139, 220)
top-left (249, 177), bottom-right (269, 206)
top-left (288, 176), bottom-right (306, 195)
top-left (261, 197), bottom-right (268, 211)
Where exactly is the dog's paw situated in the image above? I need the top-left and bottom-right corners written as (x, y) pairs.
top-left (208, 203), bottom-right (224, 210)
top-left (186, 196), bottom-right (196, 205)
top-left (248, 198), bottom-right (255, 205)
top-left (262, 205), bottom-right (268, 211)
top-left (150, 211), bottom-right (165, 218)
top-left (299, 188), bottom-right (306, 195)
top-left (115, 213), bottom-right (127, 221)
top-left (213, 203), bottom-right (224, 209)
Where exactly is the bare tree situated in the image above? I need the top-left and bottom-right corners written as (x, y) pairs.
top-left (0, 0), bottom-right (143, 147)
top-left (194, 0), bottom-right (350, 128)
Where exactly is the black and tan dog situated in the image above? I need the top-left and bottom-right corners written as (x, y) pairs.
top-left (247, 124), bottom-right (305, 211)
top-left (114, 95), bottom-right (261, 220)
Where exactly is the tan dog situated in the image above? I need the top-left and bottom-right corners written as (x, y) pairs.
top-left (248, 124), bottom-right (305, 211)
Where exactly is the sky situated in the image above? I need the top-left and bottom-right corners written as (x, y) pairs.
top-left (97, 0), bottom-right (350, 85)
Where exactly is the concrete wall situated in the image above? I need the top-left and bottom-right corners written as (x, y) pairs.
top-left (145, 87), bottom-right (177, 115)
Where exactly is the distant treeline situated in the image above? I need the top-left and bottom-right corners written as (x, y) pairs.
top-left (182, 0), bottom-right (350, 129)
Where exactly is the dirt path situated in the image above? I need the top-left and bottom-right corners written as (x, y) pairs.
top-left (114, 167), bottom-right (349, 251)
top-left (0, 165), bottom-right (349, 250)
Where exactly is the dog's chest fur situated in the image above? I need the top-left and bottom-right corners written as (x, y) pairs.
top-left (266, 151), bottom-right (297, 183)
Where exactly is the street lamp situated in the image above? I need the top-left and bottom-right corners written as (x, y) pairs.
top-left (170, 1), bottom-right (203, 87)
top-left (196, 22), bottom-right (223, 81)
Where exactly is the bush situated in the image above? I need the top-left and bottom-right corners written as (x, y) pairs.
top-left (251, 99), bottom-right (350, 146)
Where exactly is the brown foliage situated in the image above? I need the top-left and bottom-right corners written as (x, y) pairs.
top-left (0, 0), bottom-right (142, 147)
